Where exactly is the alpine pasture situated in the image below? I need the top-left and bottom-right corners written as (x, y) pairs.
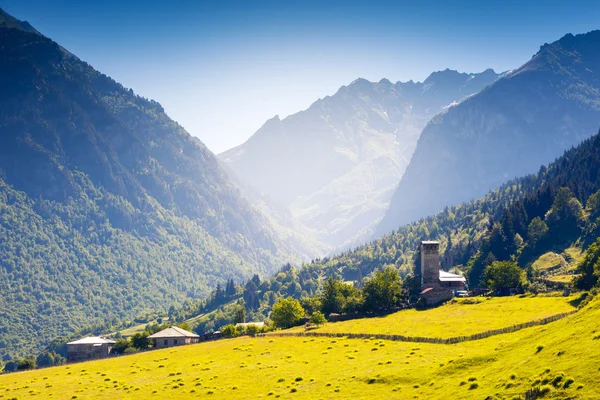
top-left (1, 294), bottom-right (598, 399)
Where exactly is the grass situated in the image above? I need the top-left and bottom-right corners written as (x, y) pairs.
top-left (118, 318), bottom-right (170, 337)
top-left (2, 294), bottom-right (598, 400)
top-left (289, 295), bottom-right (576, 338)
top-left (547, 274), bottom-right (577, 284)
top-left (563, 246), bottom-right (584, 272)
top-left (532, 252), bottom-right (563, 271)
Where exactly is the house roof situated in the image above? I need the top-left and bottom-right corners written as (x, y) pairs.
top-left (421, 240), bottom-right (439, 245)
top-left (67, 336), bottom-right (116, 345)
top-left (235, 322), bottom-right (265, 328)
top-left (147, 326), bottom-right (199, 339)
top-left (439, 270), bottom-right (467, 282)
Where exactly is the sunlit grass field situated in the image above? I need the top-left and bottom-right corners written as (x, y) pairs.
top-left (547, 274), bottom-right (577, 284)
top-left (532, 252), bottom-right (562, 271)
top-left (1, 295), bottom-right (597, 400)
top-left (288, 295), bottom-right (576, 338)
top-left (0, 301), bottom-right (597, 400)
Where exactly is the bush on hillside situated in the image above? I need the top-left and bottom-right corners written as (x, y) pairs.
top-left (309, 311), bottom-right (327, 327)
top-left (271, 297), bottom-right (305, 329)
top-left (221, 324), bottom-right (237, 338)
top-left (483, 261), bottom-right (526, 291)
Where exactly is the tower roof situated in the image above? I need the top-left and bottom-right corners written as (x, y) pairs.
top-left (439, 270), bottom-right (466, 282)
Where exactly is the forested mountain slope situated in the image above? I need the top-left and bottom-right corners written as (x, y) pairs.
top-left (211, 129), bottom-right (600, 326)
top-left (221, 69), bottom-right (500, 248)
top-left (377, 30), bottom-right (600, 237)
top-left (0, 9), bottom-right (308, 360)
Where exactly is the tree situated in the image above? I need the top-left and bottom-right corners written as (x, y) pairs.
top-left (36, 351), bottom-right (64, 367)
top-left (215, 283), bottom-right (226, 303)
top-left (243, 280), bottom-right (259, 311)
top-left (225, 279), bottom-right (237, 297)
top-left (527, 217), bottom-right (549, 245)
top-left (309, 311), bottom-right (326, 326)
top-left (111, 338), bottom-right (130, 354)
top-left (320, 277), bottom-right (352, 315)
top-left (234, 305), bottom-right (246, 324)
top-left (130, 332), bottom-right (150, 350)
top-left (300, 297), bottom-right (322, 316)
top-left (3, 360), bottom-right (17, 372)
top-left (271, 297), bottom-right (305, 329)
top-left (221, 324), bottom-right (237, 337)
top-left (362, 267), bottom-right (403, 312)
top-left (483, 261), bottom-right (525, 291)
top-left (176, 322), bottom-right (192, 331)
top-left (251, 274), bottom-right (261, 287)
top-left (16, 358), bottom-right (36, 371)
top-left (575, 238), bottom-right (600, 290)
top-left (245, 324), bottom-right (260, 336)
top-left (545, 187), bottom-right (584, 228)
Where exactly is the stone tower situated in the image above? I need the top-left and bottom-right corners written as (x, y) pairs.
top-left (420, 241), bottom-right (440, 288)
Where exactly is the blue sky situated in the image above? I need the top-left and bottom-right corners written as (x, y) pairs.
top-left (2, 0), bottom-right (600, 153)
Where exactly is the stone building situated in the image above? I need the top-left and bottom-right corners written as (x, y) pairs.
top-left (67, 337), bottom-right (116, 363)
top-left (148, 326), bottom-right (200, 348)
top-left (420, 240), bottom-right (467, 305)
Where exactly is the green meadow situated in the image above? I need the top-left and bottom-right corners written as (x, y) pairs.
top-left (1, 294), bottom-right (598, 400)
top-left (289, 295), bottom-right (577, 338)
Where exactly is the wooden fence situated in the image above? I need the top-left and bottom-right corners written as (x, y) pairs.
top-left (259, 310), bottom-right (577, 345)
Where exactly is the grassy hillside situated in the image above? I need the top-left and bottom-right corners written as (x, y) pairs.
top-left (287, 295), bottom-right (576, 338)
top-left (2, 294), bottom-right (598, 399)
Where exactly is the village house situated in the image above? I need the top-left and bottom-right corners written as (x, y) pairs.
top-left (420, 240), bottom-right (467, 305)
top-left (67, 337), bottom-right (116, 363)
top-left (148, 326), bottom-right (200, 348)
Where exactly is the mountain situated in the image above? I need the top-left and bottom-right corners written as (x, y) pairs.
top-left (0, 9), bottom-right (309, 359)
top-left (220, 69), bottom-right (500, 248)
top-left (222, 128), bottom-right (600, 326)
top-left (0, 7), bottom-right (39, 34)
top-left (377, 31), bottom-right (600, 237)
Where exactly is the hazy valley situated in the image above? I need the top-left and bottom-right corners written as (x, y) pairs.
top-left (221, 69), bottom-right (501, 249)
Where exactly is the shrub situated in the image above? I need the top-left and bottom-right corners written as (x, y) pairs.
top-left (563, 378), bottom-right (575, 389)
top-left (540, 385), bottom-right (552, 395)
top-left (536, 345), bottom-right (544, 353)
top-left (551, 375), bottom-right (563, 387)
top-left (309, 311), bottom-right (327, 327)
top-left (245, 324), bottom-right (259, 336)
top-left (271, 298), bottom-right (305, 329)
top-left (221, 324), bottom-right (237, 338)
top-left (468, 383), bottom-right (479, 390)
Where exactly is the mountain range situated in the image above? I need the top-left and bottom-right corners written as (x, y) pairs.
top-left (3, 3), bottom-right (600, 364)
top-left (376, 30), bottom-right (600, 237)
top-left (221, 69), bottom-right (500, 248)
